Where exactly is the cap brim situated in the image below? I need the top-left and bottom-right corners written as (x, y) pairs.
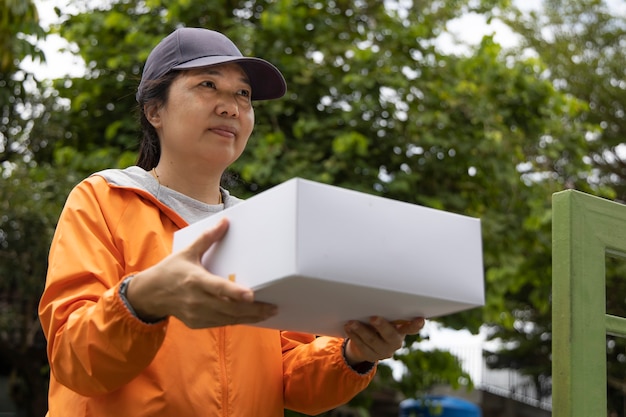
top-left (173, 56), bottom-right (287, 101)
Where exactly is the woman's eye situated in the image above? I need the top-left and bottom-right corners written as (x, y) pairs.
top-left (238, 89), bottom-right (251, 98)
top-left (201, 81), bottom-right (216, 88)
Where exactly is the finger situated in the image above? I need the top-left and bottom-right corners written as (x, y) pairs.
top-left (185, 299), bottom-right (277, 328)
top-left (185, 218), bottom-right (230, 259)
top-left (216, 300), bottom-right (278, 323)
top-left (394, 317), bottom-right (426, 335)
top-left (195, 269), bottom-right (255, 302)
top-left (369, 316), bottom-right (404, 342)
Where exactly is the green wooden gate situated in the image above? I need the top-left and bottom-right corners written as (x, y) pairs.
top-left (552, 190), bottom-right (626, 416)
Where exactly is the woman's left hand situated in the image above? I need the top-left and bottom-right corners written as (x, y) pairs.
top-left (343, 316), bottom-right (425, 366)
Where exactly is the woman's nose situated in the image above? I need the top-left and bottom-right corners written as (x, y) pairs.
top-left (215, 93), bottom-right (239, 118)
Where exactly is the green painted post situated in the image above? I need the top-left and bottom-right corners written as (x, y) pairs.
top-left (552, 190), bottom-right (626, 417)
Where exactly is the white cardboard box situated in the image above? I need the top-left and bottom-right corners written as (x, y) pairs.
top-left (173, 178), bottom-right (484, 337)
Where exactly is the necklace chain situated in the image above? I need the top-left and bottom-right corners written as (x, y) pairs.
top-left (151, 167), bottom-right (222, 205)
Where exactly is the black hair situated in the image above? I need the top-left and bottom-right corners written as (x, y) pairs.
top-left (135, 71), bottom-right (180, 170)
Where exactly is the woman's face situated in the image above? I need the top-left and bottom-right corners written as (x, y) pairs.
top-left (147, 63), bottom-right (255, 170)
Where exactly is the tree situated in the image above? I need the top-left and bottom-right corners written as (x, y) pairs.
top-left (0, 0), bottom-right (46, 165)
top-left (0, 163), bottom-right (79, 416)
top-left (0, 1), bottom-right (59, 415)
top-left (502, 0), bottom-right (626, 199)
top-left (483, 0), bottom-right (626, 410)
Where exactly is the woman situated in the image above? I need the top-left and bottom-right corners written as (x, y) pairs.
top-left (38, 27), bottom-right (424, 416)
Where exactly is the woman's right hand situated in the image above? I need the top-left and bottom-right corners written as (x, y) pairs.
top-left (125, 218), bottom-right (278, 328)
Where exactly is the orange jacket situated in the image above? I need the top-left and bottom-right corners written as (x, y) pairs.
top-left (39, 173), bottom-right (375, 416)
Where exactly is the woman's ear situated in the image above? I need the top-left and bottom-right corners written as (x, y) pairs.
top-left (144, 103), bottom-right (162, 128)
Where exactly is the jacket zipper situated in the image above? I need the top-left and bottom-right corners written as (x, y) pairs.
top-left (220, 326), bottom-right (229, 417)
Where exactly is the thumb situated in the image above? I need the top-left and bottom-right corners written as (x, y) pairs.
top-left (185, 217), bottom-right (230, 260)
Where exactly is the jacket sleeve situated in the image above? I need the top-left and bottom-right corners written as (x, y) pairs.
top-left (281, 331), bottom-right (376, 415)
top-left (38, 179), bottom-right (168, 396)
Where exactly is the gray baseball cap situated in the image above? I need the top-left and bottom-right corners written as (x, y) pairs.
top-left (137, 27), bottom-right (287, 102)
